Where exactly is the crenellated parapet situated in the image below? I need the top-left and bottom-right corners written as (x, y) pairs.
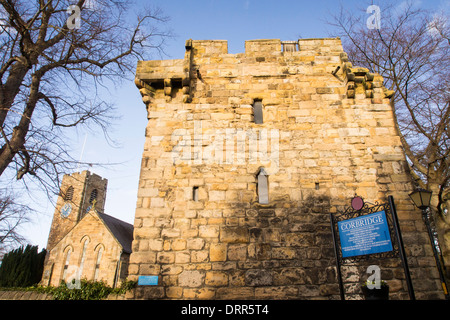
top-left (136, 38), bottom-right (396, 119)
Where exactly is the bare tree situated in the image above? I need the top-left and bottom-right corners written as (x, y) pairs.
top-left (0, 0), bottom-right (171, 196)
top-left (0, 189), bottom-right (30, 257)
top-left (330, 0), bottom-right (450, 275)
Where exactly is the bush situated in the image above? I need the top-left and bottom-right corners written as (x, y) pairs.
top-left (47, 279), bottom-right (136, 300)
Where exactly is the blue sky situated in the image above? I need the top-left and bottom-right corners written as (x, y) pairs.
top-left (14, 0), bottom-right (450, 250)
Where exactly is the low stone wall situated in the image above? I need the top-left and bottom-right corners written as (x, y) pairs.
top-left (0, 290), bottom-right (52, 300)
top-left (0, 290), bottom-right (127, 300)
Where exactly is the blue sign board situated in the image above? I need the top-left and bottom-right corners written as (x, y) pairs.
top-left (138, 276), bottom-right (159, 286)
top-left (338, 210), bottom-right (393, 258)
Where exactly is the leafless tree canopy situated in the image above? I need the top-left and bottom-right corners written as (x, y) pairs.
top-left (0, 189), bottom-right (30, 256)
top-left (330, 1), bottom-right (450, 216)
top-left (0, 0), bottom-right (171, 195)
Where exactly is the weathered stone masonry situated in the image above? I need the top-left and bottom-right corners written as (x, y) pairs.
top-left (128, 38), bottom-right (444, 299)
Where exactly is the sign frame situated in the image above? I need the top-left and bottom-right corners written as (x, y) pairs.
top-left (329, 195), bottom-right (415, 300)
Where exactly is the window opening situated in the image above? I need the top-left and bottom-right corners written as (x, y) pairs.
top-left (253, 100), bottom-right (263, 124)
top-left (89, 189), bottom-right (98, 204)
top-left (78, 238), bottom-right (89, 277)
top-left (282, 41), bottom-right (298, 52)
top-left (65, 186), bottom-right (74, 201)
top-left (62, 248), bottom-right (71, 281)
top-left (193, 186), bottom-right (199, 201)
top-left (93, 246), bottom-right (103, 281)
top-left (257, 167), bottom-right (269, 204)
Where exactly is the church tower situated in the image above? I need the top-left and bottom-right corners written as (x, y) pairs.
top-left (46, 170), bottom-right (107, 250)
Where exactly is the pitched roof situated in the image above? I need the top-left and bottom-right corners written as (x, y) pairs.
top-left (97, 213), bottom-right (134, 253)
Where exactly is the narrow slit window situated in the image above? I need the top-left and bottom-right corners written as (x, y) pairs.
top-left (315, 182), bottom-right (320, 190)
top-left (253, 100), bottom-right (263, 124)
top-left (78, 238), bottom-right (89, 277)
top-left (62, 249), bottom-right (71, 281)
top-left (193, 186), bottom-right (199, 201)
top-left (257, 168), bottom-right (269, 204)
top-left (93, 246), bottom-right (103, 281)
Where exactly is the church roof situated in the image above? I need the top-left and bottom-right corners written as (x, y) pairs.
top-left (97, 213), bottom-right (134, 253)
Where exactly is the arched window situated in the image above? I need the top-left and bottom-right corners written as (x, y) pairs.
top-left (61, 247), bottom-right (72, 281)
top-left (257, 167), bottom-right (269, 204)
top-left (89, 189), bottom-right (98, 204)
top-left (64, 186), bottom-right (74, 201)
top-left (93, 245), bottom-right (104, 281)
top-left (78, 237), bottom-right (89, 277)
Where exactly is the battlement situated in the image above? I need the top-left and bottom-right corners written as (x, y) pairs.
top-left (135, 37), bottom-right (393, 112)
top-left (135, 38), bottom-right (346, 107)
top-left (65, 170), bottom-right (108, 183)
top-left (186, 38), bottom-right (343, 55)
top-left (135, 38), bottom-right (344, 79)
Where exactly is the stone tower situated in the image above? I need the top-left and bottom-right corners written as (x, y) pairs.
top-left (46, 170), bottom-right (107, 250)
top-left (129, 38), bottom-right (444, 299)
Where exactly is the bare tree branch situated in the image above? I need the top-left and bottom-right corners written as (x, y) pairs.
top-left (0, 189), bottom-right (30, 255)
top-left (0, 0), bottom-right (172, 197)
top-left (329, 0), bottom-right (450, 276)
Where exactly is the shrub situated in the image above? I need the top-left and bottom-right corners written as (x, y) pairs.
top-left (48, 279), bottom-right (137, 300)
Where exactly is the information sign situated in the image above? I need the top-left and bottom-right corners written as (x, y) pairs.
top-left (338, 210), bottom-right (393, 258)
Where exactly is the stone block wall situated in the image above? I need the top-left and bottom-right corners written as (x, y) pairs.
top-left (0, 290), bottom-right (52, 300)
top-left (128, 38), bottom-right (444, 299)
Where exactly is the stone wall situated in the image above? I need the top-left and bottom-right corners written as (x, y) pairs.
top-left (0, 290), bottom-right (127, 300)
top-left (0, 290), bottom-right (52, 300)
top-left (129, 38), bottom-right (444, 299)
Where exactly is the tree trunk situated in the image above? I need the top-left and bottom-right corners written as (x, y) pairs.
top-left (0, 62), bottom-right (30, 127)
top-left (429, 182), bottom-right (450, 281)
top-left (0, 73), bottom-right (40, 177)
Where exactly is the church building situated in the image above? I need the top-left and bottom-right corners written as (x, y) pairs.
top-left (41, 170), bottom-right (133, 288)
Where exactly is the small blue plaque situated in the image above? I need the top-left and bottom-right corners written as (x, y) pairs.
top-left (138, 276), bottom-right (159, 286)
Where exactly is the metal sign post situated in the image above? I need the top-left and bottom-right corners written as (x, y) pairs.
top-left (388, 196), bottom-right (415, 300)
top-left (330, 212), bottom-right (345, 300)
